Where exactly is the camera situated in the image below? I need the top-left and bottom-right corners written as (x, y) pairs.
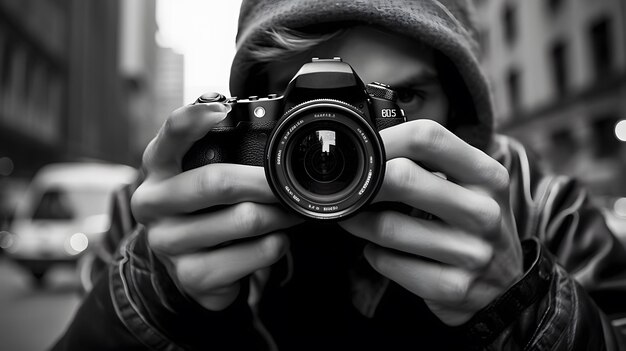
top-left (183, 58), bottom-right (405, 220)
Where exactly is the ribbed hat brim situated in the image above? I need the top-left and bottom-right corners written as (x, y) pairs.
top-left (230, 0), bottom-right (494, 150)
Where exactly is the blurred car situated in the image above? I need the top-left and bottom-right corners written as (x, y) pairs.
top-left (0, 179), bottom-right (28, 256)
top-left (1, 162), bottom-right (136, 285)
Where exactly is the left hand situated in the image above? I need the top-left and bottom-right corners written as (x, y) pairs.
top-left (339, 119), bottom-right (523, 326)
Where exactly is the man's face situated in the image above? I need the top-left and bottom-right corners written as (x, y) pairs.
top-left (265, 26), bottom-right (449, 125)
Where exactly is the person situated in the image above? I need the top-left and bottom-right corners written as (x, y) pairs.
top-left (53, 0), bottom-right (626, 350)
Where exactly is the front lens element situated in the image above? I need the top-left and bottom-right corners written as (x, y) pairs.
top-left (289, 126), bottom-right (361, 197)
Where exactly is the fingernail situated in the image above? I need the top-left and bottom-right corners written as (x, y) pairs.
top-left (199, 102), bottom-right (231, 113)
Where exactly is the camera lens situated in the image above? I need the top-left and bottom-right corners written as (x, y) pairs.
top-left (265, 100), bottom-right (385, 220)
top-left (288, 126), bottom-right (361, 198)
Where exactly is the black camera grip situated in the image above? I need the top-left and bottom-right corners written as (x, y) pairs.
top-left (375, 117), bottom-right (406, 131)
top-left (182, 121), bottom-right (276, 171)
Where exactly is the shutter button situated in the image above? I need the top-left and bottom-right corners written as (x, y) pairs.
top-left (195, 92), bottom-right (227, 104)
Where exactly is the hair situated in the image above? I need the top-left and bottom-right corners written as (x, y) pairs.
top-left (247, 27), bottom-right (346, 63)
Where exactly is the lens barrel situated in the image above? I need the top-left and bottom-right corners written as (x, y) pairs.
top-left (265, 99), bottom-right (385, 220)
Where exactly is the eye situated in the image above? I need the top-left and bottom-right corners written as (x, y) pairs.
top-left (396, 88), bottom-right (426, 105)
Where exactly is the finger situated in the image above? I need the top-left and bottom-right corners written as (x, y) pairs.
top-left (174, 233), bottom-right (288, 299)
top-left (375, 158), bottom-right (502, 232)
top-left (364, 244), bottom-right (479, 306)
top-left (132, 164), bottom-right (275, 220)
top-left (192, 282), bottom-right (242, 311)
top-left (340, 211), bottom-right (493, 270)
top-left (143, 102), bottom-right (231, 178)
top-left (149, 203), bottom-right (302, 256)
top-left (380, 119), bottom-right (509, 191)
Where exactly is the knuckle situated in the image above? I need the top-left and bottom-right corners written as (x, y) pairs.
top-left (256, 235), bottom-right (286, 263)
top-left (375, 211), bottom-right (399, 244)
top-left (387, 158), bottom-right (418, 192)
top-left (130, 185), bottom-right (153, 222)
top-left (198, 166), bottom-right (235, 199)
top-left (474, 197), bottom-right (501, 232)
top-left (493, 164), bottom-right (511, 192)
top-left (367, 248), bottom-right (390, 275)
top-left (234, 202), bottom-right (264, 234)
top-left (146, 225), bottom-right (170, 254)
top-left (411, 119), bottom-right (447, 154)
top-left (175, 258), bottom-right (208, 294)
top-left (444, 272), bottom-right (472, 304)
top-left (474, 244), bottom-right (494, 269)
top-left (141, 138), bottom-right (158, 169)
top-left (147, 222), bottom-right (185, 256)
top-left (478, 160), bottom-right (510, 192)
top-left (161, 108), bottom-right (188, 137)
top-left (463, 241), bottom-right (494, 270)
top-left (161, 114), bottom-right (178, 137)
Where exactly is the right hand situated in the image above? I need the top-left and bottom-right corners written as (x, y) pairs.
top-left (131, 101), bottom-right (302, 311)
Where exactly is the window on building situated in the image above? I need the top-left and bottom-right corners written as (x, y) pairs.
top-left (552, 128), bottom-right (576, 150)
top-left (506, 68), bottom-right (521, 112)
top-left (589, 16), bottom-right (613, 80)
top-left (592, 114), bottom-right (620, 158)
top-left (550, 128), bottom-right (577, 168)
top-left (550, 40), bottom-right (568, 97)
top-left (546, 0), bottom-right (564, 15)
top-left (25, 52), bottom-right (36, 98)
top-left (502, 4), bottom-right (517, 46)
top-left (0, 35), bottom-right (12, 92)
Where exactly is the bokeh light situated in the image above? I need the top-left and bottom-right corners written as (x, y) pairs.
top-left (69, 233), bottom-right (89, 253)
top-left (615, 198), bottom-right (626, 218)
top-left (615, 120), bottom-right (626, 142)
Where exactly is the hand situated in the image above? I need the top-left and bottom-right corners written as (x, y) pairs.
top-left (131, 102), bottom-right (302, 311)
top-left (339, 119), bottom-right (523, 326)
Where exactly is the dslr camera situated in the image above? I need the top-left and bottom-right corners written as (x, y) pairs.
top-left (183, 58), bottom-right (405, 220)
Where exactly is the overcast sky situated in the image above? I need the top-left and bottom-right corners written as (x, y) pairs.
top-left (156, 0), bottom-right (242, 103)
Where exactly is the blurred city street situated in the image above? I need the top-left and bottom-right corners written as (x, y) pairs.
top-left (0, 257), bottom-right (81, 351)
top-left (0, 0), bottom-right (625, 349)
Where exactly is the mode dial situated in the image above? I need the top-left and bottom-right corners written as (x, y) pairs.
top-left (195, 92), bottom-right (227, 104)
top-left (366, 82), bottom-right (397, 102)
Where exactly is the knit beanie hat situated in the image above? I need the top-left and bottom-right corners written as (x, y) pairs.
top-left (229, 0), bottom-right (494, 150)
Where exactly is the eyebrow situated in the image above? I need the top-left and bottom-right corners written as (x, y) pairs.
top-left (388, 69), bottom-right (439, 88)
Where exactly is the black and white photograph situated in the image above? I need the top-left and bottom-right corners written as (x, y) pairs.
top-left (1, 0), bottom-right (626, 350)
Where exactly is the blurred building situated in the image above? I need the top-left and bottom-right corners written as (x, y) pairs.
top-left (0, 0), bottom-right (69, 177)
top-left (0, 0), bottom-right (130, 177)
top-left (120, 0), bottom-right (184, 163)
top-left (475, 0), bottom-right (626, 196)
top-left (0, 0), bottom-right (184, 176)
top-left (151, 46), bottom-right (185, 152)
top-left (0, 0), bottom-right (183, 228)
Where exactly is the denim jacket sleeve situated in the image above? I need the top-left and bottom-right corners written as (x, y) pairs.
top-left (54, 225), bottom-right (271, 351)
top-left (455, 136), bottom-right (626, 350)
top-left (52, 182), bottom-right (270, 351)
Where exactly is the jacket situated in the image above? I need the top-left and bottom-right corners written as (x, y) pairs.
top-left (52, 135), bottom-right (626, 350)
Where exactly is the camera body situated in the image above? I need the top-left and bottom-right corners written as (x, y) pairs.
top-left (183, 58), bottom-right (405, 220)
